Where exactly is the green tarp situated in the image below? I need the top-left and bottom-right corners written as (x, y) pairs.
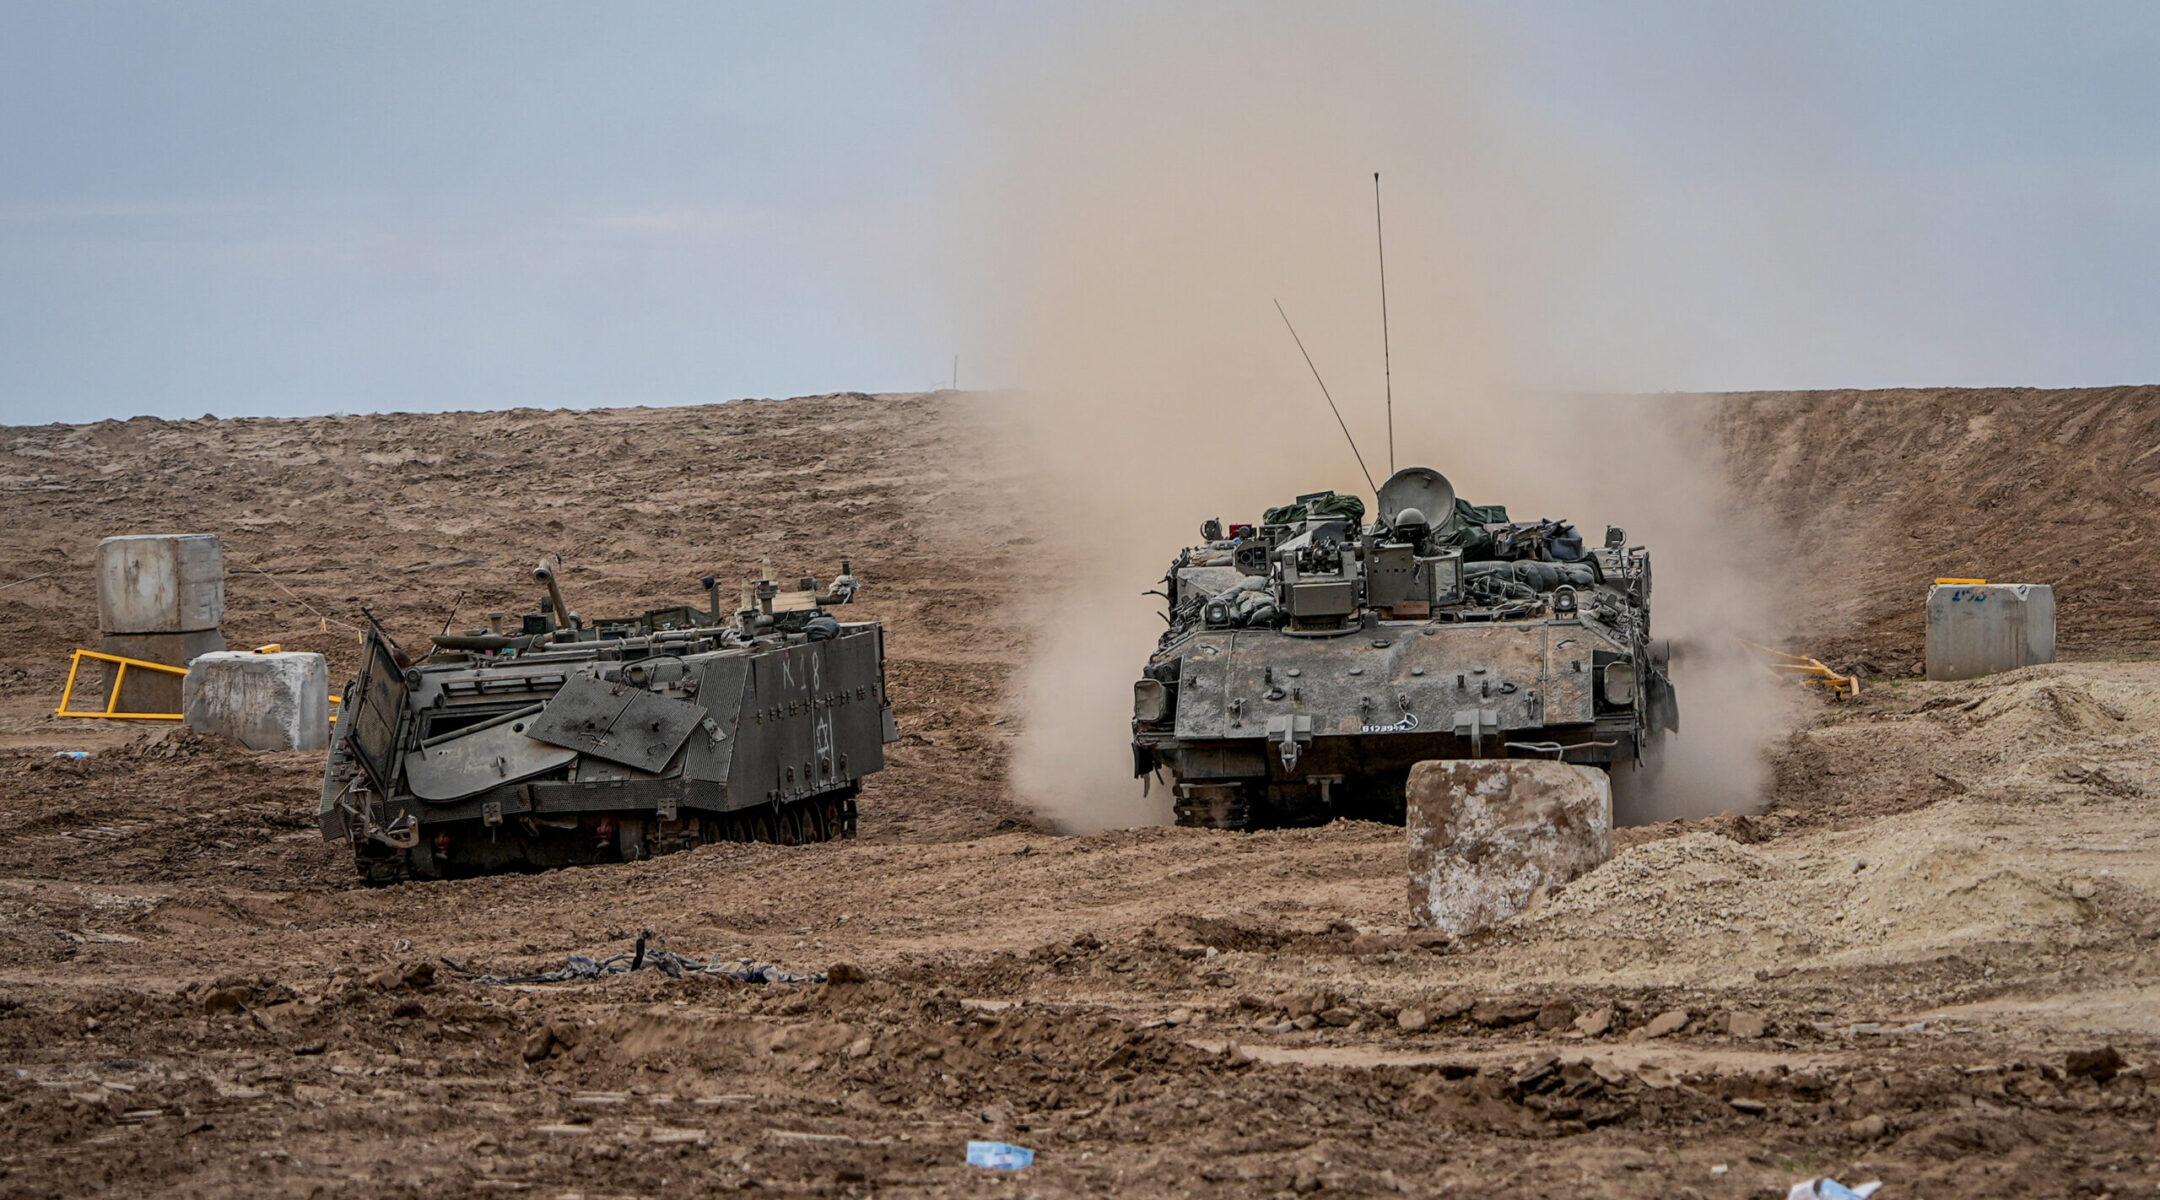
top-left (1263, 492), bottom-right (1366, 526)
top-left (1438, 498), bottom-right (1509, 555)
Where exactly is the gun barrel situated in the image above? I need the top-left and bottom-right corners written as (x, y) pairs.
top-left (532, 559), bottom-right (575, 630)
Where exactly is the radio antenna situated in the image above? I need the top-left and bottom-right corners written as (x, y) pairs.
top-left (1374, 171), bottom-right (1395, 475)
top-left (1274, 297), bottom-right (1378, 494)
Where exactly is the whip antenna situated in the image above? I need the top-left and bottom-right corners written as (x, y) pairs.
top-left (1374, 171), bottom-right (1395, 474)
top-left (1274, 297), bottom-right (1378, 494)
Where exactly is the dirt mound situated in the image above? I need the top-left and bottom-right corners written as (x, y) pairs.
top-left (1769, 662), bottom-right (2156, 835)
top-left (1712, 385), bottom-right (2160, 669)
top-left (1506, 834), bottom-right (1814, 981)
top-left (1453, 660), bottom-right (2160, 990)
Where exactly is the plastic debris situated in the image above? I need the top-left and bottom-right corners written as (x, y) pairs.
top-left (442, 932), bottom-right (823, 986)
top-left (966, 1141), bottom-right (1035, 1170)
top-left (1789, 1179), bottom-right (1881, 1200)
top-left (51, 751), bottom-right (89, 759)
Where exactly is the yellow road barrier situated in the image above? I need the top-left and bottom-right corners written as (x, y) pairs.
top-left (55, 649), bottom-right (186, 720)
top-left (56, 648), bottom-right (341, 722)
top-left (1741, 639), bottom-right (1861, 700)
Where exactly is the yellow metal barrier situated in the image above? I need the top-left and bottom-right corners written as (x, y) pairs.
top-left (1741, 639), bottom-right (1861, 700)
top-left (55, 649), bottom-right (187, 720)
top-left (56, 648), bottom-right (341, 723)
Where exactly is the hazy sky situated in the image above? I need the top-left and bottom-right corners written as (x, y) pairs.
top-left (2, 2), bottom-right (2155, 424)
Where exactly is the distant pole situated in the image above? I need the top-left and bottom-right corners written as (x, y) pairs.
top-left (951, 355), bottom-right (959, 392)
top-left (1374, 171), bottom-right (1395, 476)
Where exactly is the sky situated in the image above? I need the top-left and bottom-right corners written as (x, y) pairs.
top-left (1, 1), bottom-right (2156, 425)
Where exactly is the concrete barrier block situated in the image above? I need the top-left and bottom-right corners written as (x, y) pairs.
top-left (1406, 758), bottom-right (1612, 935)
top-left (97, 629), bottom-right (227, 715)
top-left (97, 534), bottom-right (224, 634)
top-left (182, 651), bottom-right (330, 752)
top-left (1926, 583), bottom-right (2055, 681)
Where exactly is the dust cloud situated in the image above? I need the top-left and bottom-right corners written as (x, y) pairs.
top-left (944, 4), bottom-right (1791, 832)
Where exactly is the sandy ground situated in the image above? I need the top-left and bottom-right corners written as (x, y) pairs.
top-left (1, 391), bottom-right (2155, 1199)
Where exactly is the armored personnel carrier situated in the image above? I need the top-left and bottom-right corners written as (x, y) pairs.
top-left (1132, 466), bottom-right (1677, 829)
top-left (322, 559), bottom-right (896, 882)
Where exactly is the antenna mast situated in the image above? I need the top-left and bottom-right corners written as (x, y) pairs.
top-left (1374, 171), bottom-right (1395, 475)
top-left (1274, 298), bottom-right (1378, 494)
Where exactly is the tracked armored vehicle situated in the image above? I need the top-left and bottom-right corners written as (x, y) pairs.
top-left (322, 560), bottom-right (895, 882)
top-left (1133, 467), bottom-right (1677, 829)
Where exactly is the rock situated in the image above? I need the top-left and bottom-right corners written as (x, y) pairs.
top-left (1406, 759), bottom-right (1612, 935)
top-left (1723, 1011), bottom-right (1768, 1039)
top-left (1292, 1015), bottom-right (1318, 1031)
top-left (1318, 1006), bottom-right (1358, 1027)
top-left (1166, 1008), bottom-right (1194, 1026)
top-left (1396, 1007), bottom-right (1429, 1033)
top-left (1729, 1097), bottom-right (1767, 1115)
top-left (1431, 992), bottom-right (1475, 1020)
top-left (1287, 990), bottom-right (1339, 1019)
top-left (1573, 1006), bottom-right (1613, 1037)
top-left (1848, 1114), bottom-right (1888, 1139)
top-left (1534, 1003), bottom-right (1576, 1031)
top-left (1510, 1056), bottom-right (1560, 1089)
top-left (2066, 1046), bottom-right (2124, 1083)
top-left (201, 987), bottom-right (247, 1016)
top-left (844, 1037), bottom-right (873, 1059)
top-left (826, 961), bottom-right (868, 984)
top-left (1471, 1000), bottom-right (1540, 1028)
top-left (1642, 1009), bottom-right (1690, 1039)
top-left (370, 960), bottom-right (435, 991)
top-left (521, 1028), bottom-right (556, 1062)
top-left (181, 651), bottom-right (330, 751)
top-left (1260, 1020), bottom-right (1297, 1035)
